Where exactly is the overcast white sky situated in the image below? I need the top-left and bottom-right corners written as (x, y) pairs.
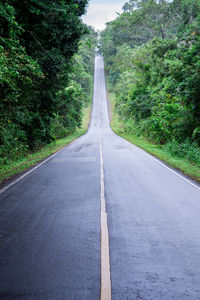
top-left (82, 0), bottom-right (126, 31)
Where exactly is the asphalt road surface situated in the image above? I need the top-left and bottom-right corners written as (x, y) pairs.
top-left (1, 55), bottom-right (200, 300)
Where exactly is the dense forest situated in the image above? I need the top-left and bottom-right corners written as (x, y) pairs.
top-left (0, 0), bottom-right (96, 165)
top-left (101, 0), bottom-right (200, 164)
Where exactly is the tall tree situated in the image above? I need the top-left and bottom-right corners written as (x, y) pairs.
top-left (0, 0), bottom-right (89, 152)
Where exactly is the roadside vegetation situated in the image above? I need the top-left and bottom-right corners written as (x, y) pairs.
top-left (0, 100), bottom-right (92, 184)
top-left (108, 86), bottom-right (200, 183)
top-left (0, 1), bottom-right (97, 183)
top-left (101, 0), bottom-right (200, 182)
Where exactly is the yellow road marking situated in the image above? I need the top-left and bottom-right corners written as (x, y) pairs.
top-left (100, 136), bottom-right (111, 300)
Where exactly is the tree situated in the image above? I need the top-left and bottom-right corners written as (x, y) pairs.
top-left (0, 0), bottom-right (90, 162)
top-left (101, 0), bottom-right (200, 145)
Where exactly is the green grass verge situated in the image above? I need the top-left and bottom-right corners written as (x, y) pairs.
top-left (108, 88), bottom-right (200, 184)
top-left (0, 102), bottom-right (92, 184)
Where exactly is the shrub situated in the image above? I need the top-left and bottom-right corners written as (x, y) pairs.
top-left (165, 139), bottom-right (200, 165)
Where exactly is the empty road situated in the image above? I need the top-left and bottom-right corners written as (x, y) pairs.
top-left (0, 56), bottom-right (200, 300)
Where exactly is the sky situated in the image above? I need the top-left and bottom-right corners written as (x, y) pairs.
top-left (82, 0), bottom-right (126, 31)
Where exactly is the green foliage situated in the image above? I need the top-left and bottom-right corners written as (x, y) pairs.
top-left (51, 82), bottom-right (84, 139)
top-left (0, 2), bottom-right (44, 160)
top-left (71, 29), bottom-right (97, 104)
top-left (101, 0), bottom-right (200, 150)
top-left (0, 1), bottom-right (97, 165)
top-left (51, 27), bottom-right (96, 140)
top-left (165, 139), bottom-right (200, 166)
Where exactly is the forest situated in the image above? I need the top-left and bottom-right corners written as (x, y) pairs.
top-left (101, 0), bottom-right (200, 165)
top-left (0, 0), bottom-right (96, 166)
top-left (1, 0), bottom-right (200, 179)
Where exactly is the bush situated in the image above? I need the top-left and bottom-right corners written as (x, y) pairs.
top-left (0, 123), bottom-right (28, 163)
top-left (165, 139), bottom-right (200, 165)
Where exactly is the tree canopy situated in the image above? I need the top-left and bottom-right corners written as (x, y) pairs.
top-left (0, 0), bottom-right (97, 164)
top-left (101, 0), bottom-right (200, 154)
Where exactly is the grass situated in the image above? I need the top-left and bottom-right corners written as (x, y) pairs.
top-left (107, 87), bottom-right (200, 184)
top-left (0, 101), bottom-right (92, 185)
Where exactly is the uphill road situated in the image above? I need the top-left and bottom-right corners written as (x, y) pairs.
top-left (0, 55), bottom-right (200, 300)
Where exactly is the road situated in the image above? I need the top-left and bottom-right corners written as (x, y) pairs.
top-left (0, 55), bottom-right (200, 300)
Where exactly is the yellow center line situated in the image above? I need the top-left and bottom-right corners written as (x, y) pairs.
top-left (100, 136), bottom-right (111, 300)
